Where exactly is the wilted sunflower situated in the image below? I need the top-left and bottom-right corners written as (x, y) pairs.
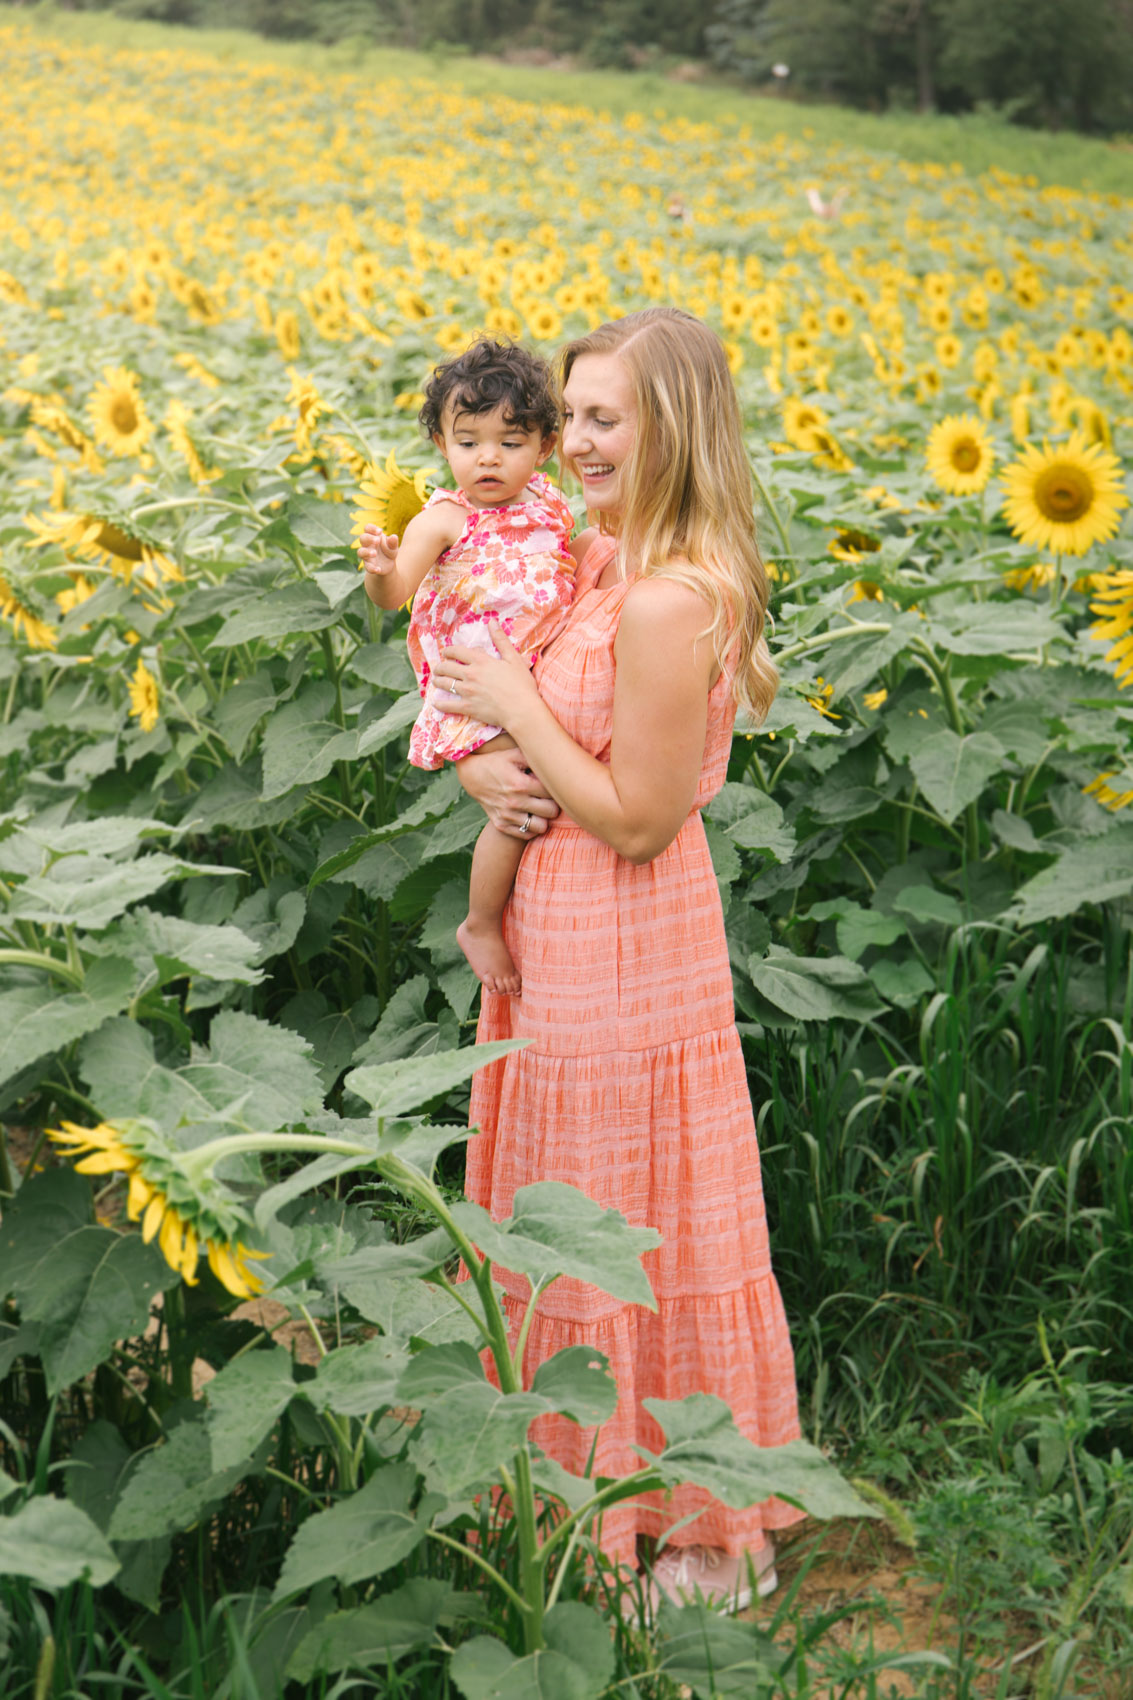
top-left (353, 450), bottom-right (433, 544)
top-left (165, 399), bottom-right (215, 485)
top-left (47, 1120), bottom-right (267, 1298)
top-left (128, 658), bottom-right (160, 733)
top-left (1083, 771), bottom-right (1133, 812)
top-left (1002, 433), bottom-right (1127, 557)
top-left (925, 414), bottom-right (995, 496)
top-left (0, 573), bottom-right (56, 649)
top-left (88, 366), bottom-right (153, 458)
top-left (1089, 569), bottom-right (1133, 688)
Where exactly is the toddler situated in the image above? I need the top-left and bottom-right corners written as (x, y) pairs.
top-left (359, 339), bottom-right (575, 996)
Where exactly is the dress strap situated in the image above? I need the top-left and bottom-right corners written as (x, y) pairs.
top-left (426, 485), bottom-right (471, 511)
top-left (575, 533), bottom-right (619, 595)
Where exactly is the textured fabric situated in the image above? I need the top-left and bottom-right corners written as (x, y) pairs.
top-left (406, 473), bottom-right (576, 770)
top-left (467, 534), bottom-right (803, 1568)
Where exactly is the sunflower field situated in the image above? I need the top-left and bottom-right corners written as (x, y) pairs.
top-left (1, 13), bottom-right (1132, 1698)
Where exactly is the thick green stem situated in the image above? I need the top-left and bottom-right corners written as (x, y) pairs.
top-left (775, 620), bottom-right (892, 664)
top-left (748, 462), bottom-right (792, 562)
top-left (0, 949), bottom-right (83, 988)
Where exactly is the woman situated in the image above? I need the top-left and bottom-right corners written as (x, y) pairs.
top-left (432, 308), bottom-right (802, 1608)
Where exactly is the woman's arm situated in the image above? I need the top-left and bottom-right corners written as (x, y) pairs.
top-left (359, 504), bottom-right (461, 610)
top-left (436, 579), bottom-right (716, 864)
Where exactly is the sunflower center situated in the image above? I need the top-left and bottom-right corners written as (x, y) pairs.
top-left (111, 398), bottom-right (138, 435)
top-left (1034, 463), bottom-right (1094, 522)
top-left (951, 439), bottom-right (982, 472)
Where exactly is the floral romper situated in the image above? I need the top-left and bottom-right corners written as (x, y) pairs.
top-left (406, 473), bottom-right (575, 770)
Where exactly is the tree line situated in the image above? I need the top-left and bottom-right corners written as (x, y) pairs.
top-left (13, 0), bottom-right (1133, 133)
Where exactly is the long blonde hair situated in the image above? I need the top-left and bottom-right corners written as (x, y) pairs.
top-left (560, 307), bottom-right (777, 723)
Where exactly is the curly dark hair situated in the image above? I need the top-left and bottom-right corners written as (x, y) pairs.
top-left (419, 338), bottom-right (559, 441)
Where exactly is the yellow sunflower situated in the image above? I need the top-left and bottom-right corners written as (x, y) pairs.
top-left (1083, 771), bottom-right (1133, 812)
top-left (47, 1121), bottom-right (267, 1298)
top-left (128, 659), bottom-right (160, 733)
top-left (353, 450), bottom-right (433, 544)
top-left (275, 308), bottom-right (301, 361)
top-left (165, 399), bottom-right (215, 485)
top-left (1001, 434), bottom-right (1127, 557)
top-left (88, 366), bottom-right (153, 458)
top-left (925, 414), bottom-right (996, 496)
top-left (1089, 570), bottom-right (1133, 688)
top-left (0, 573), bottom-right (56, 649)
top-left (781, 397), bottom-right (829, 453)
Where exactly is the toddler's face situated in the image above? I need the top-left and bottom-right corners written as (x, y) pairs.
top-left (434, 404), bottom-right (554, 508)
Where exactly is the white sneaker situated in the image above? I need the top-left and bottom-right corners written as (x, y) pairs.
top-left (650, 1541), bottom-right (778, 1612)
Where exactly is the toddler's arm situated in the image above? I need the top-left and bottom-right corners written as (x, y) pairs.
top-left (359, 503), bottom-right (463, 610)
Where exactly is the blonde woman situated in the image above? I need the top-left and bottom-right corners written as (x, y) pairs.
top-left (432, 308), bottom-right (802, 1607)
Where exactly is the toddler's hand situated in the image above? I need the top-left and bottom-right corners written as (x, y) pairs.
top-left (358, 524), bottom-right (399, 575)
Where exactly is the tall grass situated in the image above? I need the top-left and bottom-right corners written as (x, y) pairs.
top-left (752, 921), bottom-right (1133, 1444)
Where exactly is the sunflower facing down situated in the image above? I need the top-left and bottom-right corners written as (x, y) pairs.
top-left (352, 450), bottom-right (433, 545)
top-left (47, 1120), bottom-right (267, 1298)
top-left (1001, 433), bottom-right (1127, 557)
top-left (1089, 569), bottom-right (1133, 689)
top-left (88, 365), bottom-right (153, 459)
top-left (128, 658), bottom-right (160, 733)
top-left (925, 414), bottom-right (995, 496)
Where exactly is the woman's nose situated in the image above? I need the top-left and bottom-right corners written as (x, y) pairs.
top-left (561, 419), bottom-right (585, 458)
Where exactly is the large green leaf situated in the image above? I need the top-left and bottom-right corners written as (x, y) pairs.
top-left (261, 684), bottom-right (357, 799)
top-left (409, 1381), bottom-right (551, 1500)
top-left (66, 1421), bottom-right (171, 1610)
top-left (908, 730), bottom-right (1005, 823)
top-left (286, 493), bottom-right (358, 551)
top-left (310, 772), bottom-right (460, 886)
top-left (8, 854), bottom-right (222, 930)
top-left (82, 1010), bottom-right (324, 1132)
top-left (654, 1600), bottom-right (778, 1697)
top-left (86, 907), bottom-right (264, 987)
top-left (1010, 824), bottom-right (1133, 923)
top-left (449, 1183), bottom-right (660, 1309)
top-left (451, 1605), bottom-right (615, 1700)
top-left (0, 956), bottom-right (135, 1089)
top-left (344, 1039), bottom-right (526, 1120)
top-left (109, 1419), bottom-right (258, 1541)
top-left (725, 794), bottom-right (797, 863)
top-left (641, 1394), bottom-right (877, 1518)
top-left (306, 1337), bottom-right (410, 1418)
top-left (14, 1223), bottom-right (172, 1396)
top-left (530, 1347), bottom-right (618, 1427)
top-left (273, 1461), bottom-right (437, 1600)
top-left (354, 691), bottom-right (422, 757)
top-left (334, 1269), bottom-right (482, 1348)
top-left (287, 1578), bottom-right (471, 1682)
top-left (212, 673), bottom-right (278, 760)
top-left (207, 1346), bottom-right (297, 1471)
top-left (210, 582), bottom-right (342, 647)
top-left (0, 1496), bottom-right (119, 1589)
top-left (926, 602), bottom-right (1062, 655)
top-left (0, 1168), bottom-right (90, 1303)
top-left (748, 947), bottom-right (884, 1022)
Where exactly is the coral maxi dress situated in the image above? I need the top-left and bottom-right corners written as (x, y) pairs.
top-left (467, 535), bottom-right (802, 1567)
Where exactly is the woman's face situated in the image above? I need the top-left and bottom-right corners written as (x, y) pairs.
top-left (561, 351), bottom-right (638, 517)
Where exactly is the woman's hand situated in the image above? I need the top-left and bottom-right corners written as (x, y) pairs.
top-left (433, 624), bottom-right (540, 731)
top-left (456, 744), bottom-right (559, 839)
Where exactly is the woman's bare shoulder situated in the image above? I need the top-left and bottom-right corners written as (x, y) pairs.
top-left (622, 572), bottom-right (709, 624)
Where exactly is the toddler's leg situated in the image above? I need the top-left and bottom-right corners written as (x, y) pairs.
top-left (457, 822), bottom-right (526, 997)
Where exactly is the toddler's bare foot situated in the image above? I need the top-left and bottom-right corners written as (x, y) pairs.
top-left (457, 916), bottom-right (521, 997)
